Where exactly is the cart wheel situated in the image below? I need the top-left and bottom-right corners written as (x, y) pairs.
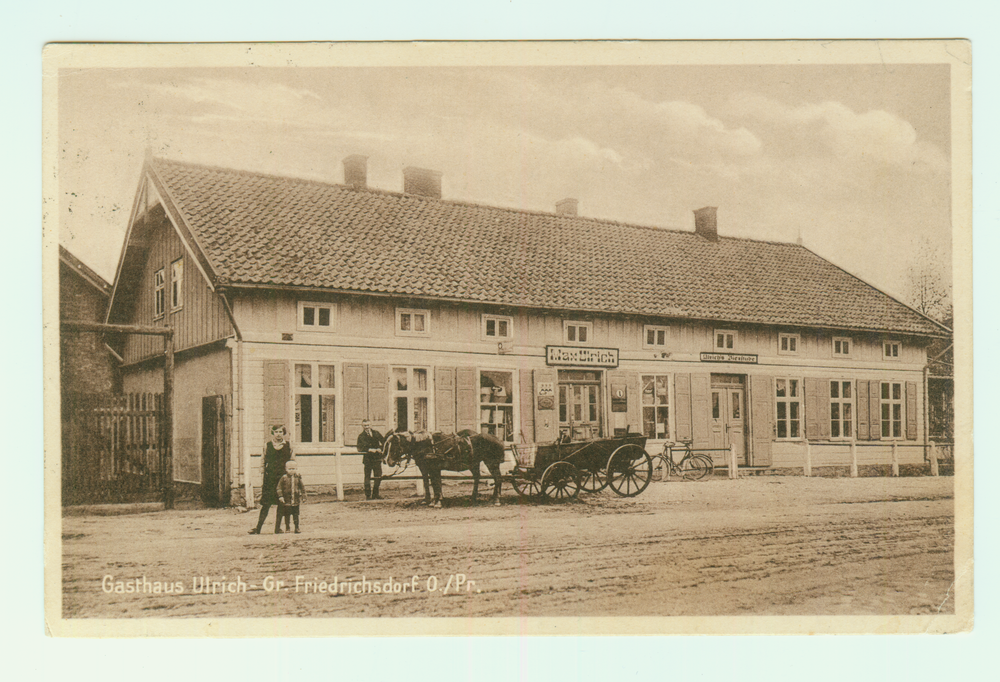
top-left (512, 470), bottom-right (542, 499)
top-left (606, 445), bottom-right (653, 497)
top-left (541, 462), bottom-right (582, 502)
top-left (579, 467), bottom-right (609, 493)
top-left (679, 455), bottom-right (714, 481)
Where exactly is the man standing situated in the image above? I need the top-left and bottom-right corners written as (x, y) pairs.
top-left (357, 419), bottom-right (385, 500)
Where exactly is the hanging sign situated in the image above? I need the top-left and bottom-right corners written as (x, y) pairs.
top-left (546, 346), bottom-right (620, 368)
top-left (700, 352), bottom-right (758, 364)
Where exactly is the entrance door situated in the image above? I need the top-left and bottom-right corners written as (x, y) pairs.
top-left (709, 386), bottom-right (746, 465)
top-left (558, 371), bottom-right (602, 440)
top-left (201, 395), bottom-right (229, 507)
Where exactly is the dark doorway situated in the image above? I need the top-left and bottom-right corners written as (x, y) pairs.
top-left (201, 395), bottom-right (229, 507)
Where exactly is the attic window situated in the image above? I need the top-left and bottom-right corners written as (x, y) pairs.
top-left (714, 329), bottom-right (736, 350)
top-left (397, 308), bottom-right (430, 337)
top-left (170, 258), bottom-right (184, 310)
top-left (883, 341), bottom-right (901, 360)
top-left (778, 333), bottom-right (799, 355)
top-left (298, 302), bottom-right (335, 331)
top-left (643, 325), bottom-right (669, 349)
top-left (564, 321), bottom-right (592, 345)
top-left (153, 269), bottom-right (165, 319)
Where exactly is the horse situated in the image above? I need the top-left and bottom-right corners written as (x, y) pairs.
top-left (382, 429), bottom-right (505, 508)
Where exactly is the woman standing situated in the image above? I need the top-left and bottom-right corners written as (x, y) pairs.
top-left (249, 425), bottom-right (293, 534)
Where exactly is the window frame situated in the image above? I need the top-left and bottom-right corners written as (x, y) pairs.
top-left (778, 332), bottom-right (800, 356)
top-left (479, 368), bottom-right (516, 442)
top-left (390, 365), bottom-right (433, 432)
top-left (481, 314), bottom-right (514, 341)
top-left (829, 379), bottom-right (855, 440)
top-left (563, 320), bottom-right (594, 346)
top-left (883, 340), bottom-right (901, 360)
top-left (714, 329), bottom-right (737, 351)
top-left (169, 258), bottom-right (184, 311)
top-left (396, 307), bottom-right (431, 337)
top-left (640, 373), bottom-right (672, 440)
top-left (642, 325), bottom-right (670, 350)
top-left (297, 301), bottom-right (337, 332)
top-left (832, 336), bottom-right (853, 358)
top-left (153, 268), bottom-right (166, 319)
top-left (880, 380), bottom-right (905, 440)
top-left (774, 377), bottom-right (803, 440)
top-left (291, 361), bottom-right (341, 448)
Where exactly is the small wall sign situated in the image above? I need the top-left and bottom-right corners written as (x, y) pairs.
top-left (546, 346), bottom-right (620, 368)
top-left (700, 352), bottom-right (758, 364)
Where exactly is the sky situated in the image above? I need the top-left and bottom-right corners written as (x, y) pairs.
top-left (58, 62), bottom-right (953, 309)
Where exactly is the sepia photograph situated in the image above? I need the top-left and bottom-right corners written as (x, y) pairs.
top-left (42, 40), bottom-right (972, 636)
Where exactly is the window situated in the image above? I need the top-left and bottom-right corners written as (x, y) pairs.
top-left (775, 378), bottom-right (802, 439)
top-left (643, 325), bottom-right (669, 349)
top-left (881, 381), bottom-right (904, 438)
top-left (832, 337), bottom-right (852, 357)
top-left (564, 320), bottom-right (593, 345)
top-left (641, 375), bottom-right (670, 439)
top-left (293, 363), bottom-right (338, 444)
top-left (298, 302), bottom-right (335, 331)
top-left (830, 380), bottom-right (854, 439)
top-left (170, 258), bottom-right (183, 310)
top-left (396, 308), bottom-right (430, 337)
top-left (480, 370), bottom-right (514, 441)
top-left (153, 269), bottom-right (165, 318)
top-left (778, 333), bottom-right (799, 355)
top-left (714, 329), bottom-right (736, 350)
top-left (883, 341), bottom-right (901, 360)
top-left (482, 314), bottom-right (513, 340)
top-left (392, 367), bottom-right (430, 432)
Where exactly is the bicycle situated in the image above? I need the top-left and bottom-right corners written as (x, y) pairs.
top-left (650, 439), bottom-right (714, 481)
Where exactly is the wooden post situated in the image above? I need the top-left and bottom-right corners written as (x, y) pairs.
top-left (162, 330), bottom-right (175, 509)
top-left (728, 443), bottom-right (738, 479)
top-left (335, 450), bottom-right (344, 501)
top-left (850, 441), bottom-right (858, 478)
top-left (929, 442), bottom-right (939, 477)
top-left (804, 441), bottom-right (812, 477)
top-left (891, 442), bottom-right (900, 477)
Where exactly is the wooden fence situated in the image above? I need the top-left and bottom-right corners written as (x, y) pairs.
top-left (62, 392), bottom-right (166, 504)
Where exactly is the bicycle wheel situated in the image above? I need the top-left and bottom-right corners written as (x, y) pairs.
top-left (650, 456), bottom-right (668, 482)
top-left (679, 455), bottom-right (713, 481)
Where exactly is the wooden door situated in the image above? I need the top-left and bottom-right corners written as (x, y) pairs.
top-left (709, 387), bottom-right (746, 465)
top-left (559, 382), bottom-right (602, 440)
top-left (201, 395), bottom-right (229, 507)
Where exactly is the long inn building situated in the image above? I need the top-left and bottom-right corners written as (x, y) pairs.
top-left (105, 154), bottom-right (949, 505)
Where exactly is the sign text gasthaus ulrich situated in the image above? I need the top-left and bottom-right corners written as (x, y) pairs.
top-left (699, 352), bottom-right (759, 364)
top-left (546, 346), bottom-right (620, 368)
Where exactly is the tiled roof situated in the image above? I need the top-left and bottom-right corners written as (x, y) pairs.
top-left (150, 157), bottom-right (945, 337)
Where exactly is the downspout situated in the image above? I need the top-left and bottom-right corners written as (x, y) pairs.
top-left (923, 364), bottom-right (930, 464)
top-left (218, 287), bottom-right (250, 507)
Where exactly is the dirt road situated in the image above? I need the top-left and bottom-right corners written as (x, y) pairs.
top-left (60, 476), bottom-right (954, 619)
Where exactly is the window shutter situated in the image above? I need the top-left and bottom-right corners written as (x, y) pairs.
top-left (691, 373), bottom-right (711, 449)
top-left (675, 374), bottom-right (692, 442)
top-left (804, 378), bottom-right (830, 439)
top-left (344, 363), bottom-right (367, 446)
top-left (435, 367), bottom-right (457, 433)
top-left (856, 380), bottom-right (870, 440)
top-left (750, 374), bottom-right (772, 466)
top-left (456, 367), bottom-right (478, 433)
top-left (905, 381), bottom-right (918, 440)
top-left (868, 381), bottom-right (881, 440)
top-left (626, 371), bottom-right (641, 435)
top-left (263, 360), bottom-right (288, 434)
top-left (367, 365), bottom-right (389, 434)
top-left (532, 368), bottom-right (559, 443)
top-left (519, 369), bottom-right (534, 443)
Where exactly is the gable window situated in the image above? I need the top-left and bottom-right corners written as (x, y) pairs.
top-left (482, 314), bottom-right (513, 340)
top-left (170, 258), bottom-right (183, 310)
top-left (880, 381), bottom-right (904, 439)
top-left (778, 333), bottom-right (799, 355)
top-left (153, 268), bottom-right (165, 318)
top-left (293, 363), bottom-right (338, 444)
top-left (643, 325), bottom-right (669, 349)
top-left (774, 377), bottom-right (802, 439)
top-left (830, 380), bottom-right (854, 439)
top-left (641, 374), bottom-right (670, 439)
top-left (714, 329), bottom-right (736, 350)
top-left (397, 308), bottom-right (430, 337)
top-left (564, 321), bottom-right (593, 345)
top-left (832, 337), bottom-right (852, 357)
top-left (883, 341), bottom-right (901, 360)
top-left (298, 302), bottom-right (335, 331)
top-left (392, 366), bottom-right (430, 432)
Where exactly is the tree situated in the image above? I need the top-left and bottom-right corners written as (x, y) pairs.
top-left (907, 236), bottom-right (952, 325)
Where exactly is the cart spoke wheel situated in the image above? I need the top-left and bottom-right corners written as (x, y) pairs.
top-left (606, 445), bottom-right (653, 497)
top-left (579, 467), bottom-right (609, 493)
top-left (680, 455), bottom-right (714, 481)
top-left (541, 462), bottom-right (581, 502)
top-left (512, 470), bottom-right (542, 499)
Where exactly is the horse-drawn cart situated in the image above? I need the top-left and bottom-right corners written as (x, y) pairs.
top-left (510, 434), bottom-right (653, 502)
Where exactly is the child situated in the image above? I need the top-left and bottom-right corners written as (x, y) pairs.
top-left (249, 425), bottom-right (293, 534)
top-left (276, 459), bottom-right (307, 534)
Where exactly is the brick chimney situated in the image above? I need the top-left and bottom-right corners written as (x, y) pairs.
top-left (694, 206), bottom-right (718, 241)
top-left (403, 167), bottom-right (442, 199)
top-left (343, 154), bottom-right (368, 188)
top-left (555, 198), bottom-right (578, 217)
